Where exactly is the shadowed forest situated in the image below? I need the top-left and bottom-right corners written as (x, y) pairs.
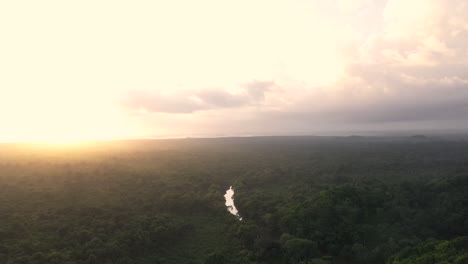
top-left (1, 136), bottom-right (467, 264)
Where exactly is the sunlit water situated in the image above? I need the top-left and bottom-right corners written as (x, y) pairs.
top-left (224, 186), bottom-right (242, 220)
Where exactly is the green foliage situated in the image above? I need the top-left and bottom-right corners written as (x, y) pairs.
top-left (390, 237), bottom-right (468, 264)
top-left (283, 238), bottom-right (319, 262)
top-left (0, 137), bottom-right (467, 263)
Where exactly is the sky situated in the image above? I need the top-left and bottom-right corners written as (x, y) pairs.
top-left (1, 0), bottom-right (468, 142)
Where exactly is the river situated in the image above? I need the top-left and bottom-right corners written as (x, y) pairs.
top-left (224, 186), bottom-right (242, 220)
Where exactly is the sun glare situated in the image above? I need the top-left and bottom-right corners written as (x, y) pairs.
top-left (0, 90), bottom-right (141, 144)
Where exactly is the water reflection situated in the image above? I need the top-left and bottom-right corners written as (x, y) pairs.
top-left (224, 186), bottom-right (242, 220)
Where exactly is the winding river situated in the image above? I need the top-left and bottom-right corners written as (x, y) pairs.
top-left (224, 186), bottom-right (242, 220)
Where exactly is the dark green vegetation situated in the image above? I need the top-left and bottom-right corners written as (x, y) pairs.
top-left (0, 136), bottom-right (467, 264)
top-left (389, 237), bottom-right (468, 264)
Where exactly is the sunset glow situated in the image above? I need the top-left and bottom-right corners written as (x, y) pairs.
top-left (0, 89), bottom-right (143, 143)
top-left (1, 0), bottom-right (467, 142)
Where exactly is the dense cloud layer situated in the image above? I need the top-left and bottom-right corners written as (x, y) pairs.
top-left (123, 0), bottom-right (468, 136)
top-left (124, 81), bottom-right (274, 113)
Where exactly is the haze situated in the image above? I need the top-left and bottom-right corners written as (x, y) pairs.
top-left (1, 0), bottom-right (468, 142)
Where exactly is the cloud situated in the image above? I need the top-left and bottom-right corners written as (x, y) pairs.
top-left (121, 0), bottom-right (468, 136)
top-left (260, 66), bottom-right (468, 129)
top-left (329, 0), bottom-right (468, 125)
top-left (263, 0), bottom-right (468, 129)
top-left (336, 0), bottom-right (373, 13)
top-left (124, 81), bottom-right (274, 114)
top-left (358, 0), bottom-right (468, 66)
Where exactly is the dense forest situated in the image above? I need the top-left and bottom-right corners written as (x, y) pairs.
top-left (0, 136), bottom-right (467, 264)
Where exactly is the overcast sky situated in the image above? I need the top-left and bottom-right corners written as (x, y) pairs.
top-left (1, 0), bottom-right (468, 141)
